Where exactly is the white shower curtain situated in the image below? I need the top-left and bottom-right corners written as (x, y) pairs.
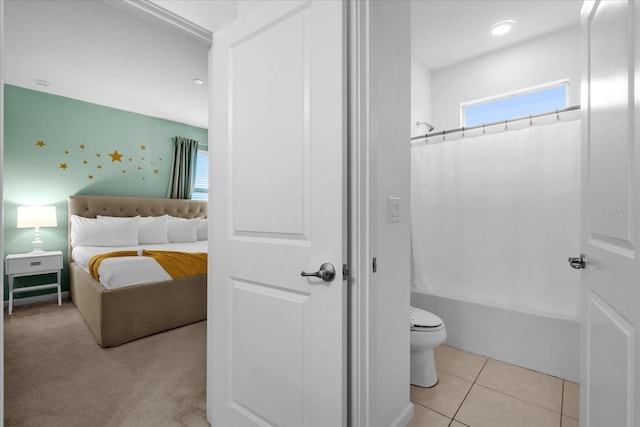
top-left (411, 119), bottom-right (581, 319)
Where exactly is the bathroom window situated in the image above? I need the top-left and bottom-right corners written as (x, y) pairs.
top-left (461, 80), bottom-right (569, 128)
top-left (191, 150), bottom-right (209, 201)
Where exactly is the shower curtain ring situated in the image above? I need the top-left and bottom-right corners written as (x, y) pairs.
top-left (504, 119), bottom-right (508, 130)
top-left (529, 114), bottom-right (533, 126)
top-left (462, 126), bottom-right (465, 137)
top-left (482, 124), bottom-right (486, 134)
top-left (556, 109), bottom-right (560, 120)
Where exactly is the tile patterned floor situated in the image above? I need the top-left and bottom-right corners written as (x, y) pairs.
top-left (409, 345), bottom-right (580, 427)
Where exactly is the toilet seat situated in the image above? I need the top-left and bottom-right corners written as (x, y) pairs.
top-left (410, 306), bottom-right (443, 330)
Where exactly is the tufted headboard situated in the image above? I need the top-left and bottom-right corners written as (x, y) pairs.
top-left (67, 195), bottom-right (208, 260)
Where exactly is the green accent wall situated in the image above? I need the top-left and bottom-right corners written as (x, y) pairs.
top-left (3, 84), bottom-right (208, 301)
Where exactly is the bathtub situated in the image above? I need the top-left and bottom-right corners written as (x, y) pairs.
top-left (411, 290), bottom-right (580, 382)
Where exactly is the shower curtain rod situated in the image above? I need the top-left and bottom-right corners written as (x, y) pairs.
top-left (411, 105), bottom-right (581, 141)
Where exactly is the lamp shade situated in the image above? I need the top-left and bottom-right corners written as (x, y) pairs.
top-left (17, 206), bottom-right (58, 228)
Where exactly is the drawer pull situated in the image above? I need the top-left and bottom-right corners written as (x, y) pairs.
top-left (30, 261), bottom-right (41, 266)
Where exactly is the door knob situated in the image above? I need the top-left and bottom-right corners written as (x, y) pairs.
top-left (568, 255), bottom-right (585, 269)
top-left (301, 263), bottom-right (336, 282)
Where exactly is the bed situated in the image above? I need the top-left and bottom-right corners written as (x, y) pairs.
top-left (68, 195), bottom-right (208, 348)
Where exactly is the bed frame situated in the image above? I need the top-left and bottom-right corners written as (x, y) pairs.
top-left (68, 195), bottom-right (208, 348)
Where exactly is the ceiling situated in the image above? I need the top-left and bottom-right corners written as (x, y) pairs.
top-left (411, 0), bottom-right (583, 70)
top-left (4, 0), bottom-right (584, 130)
top-left (4, 0), bottom-right (218, 129)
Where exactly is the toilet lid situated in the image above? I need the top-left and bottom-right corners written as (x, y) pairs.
top-left (410, 306), bottom-right (443, 329)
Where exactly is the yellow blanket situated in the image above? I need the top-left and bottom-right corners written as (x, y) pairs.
top-left (89, 250), bottom-right (207, 281)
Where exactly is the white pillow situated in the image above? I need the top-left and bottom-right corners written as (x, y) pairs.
top-left (167, 217), bottom-right (200, 243)
top-left (139, 215), bottom-right (170, 244)
top-left (98, 215), bottom-right (170, 245)
top-left (95, 215), bottom-right (139, 222)
top-left (71, 215), bottom-right (140, 247)
top-left (197, 219), bottom-right (208, 241)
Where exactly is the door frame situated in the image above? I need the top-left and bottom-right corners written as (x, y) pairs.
top-left (1, 0), bottom-right (6, 422)
top-left (348, 0), bottom-right (373, 423)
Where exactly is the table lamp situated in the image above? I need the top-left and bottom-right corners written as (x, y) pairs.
top-left (17, 206), bottom-right (58, 253)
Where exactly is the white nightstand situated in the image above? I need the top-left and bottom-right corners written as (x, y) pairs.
top-left (5, 251), bottom-right (63, 315)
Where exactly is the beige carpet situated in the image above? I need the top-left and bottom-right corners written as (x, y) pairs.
top-left (4, 299), bottom-right (208, 427)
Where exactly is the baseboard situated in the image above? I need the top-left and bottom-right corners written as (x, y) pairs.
top-left (411, 291), bottom-right (580, 382)
top-left (388, 402), bottom-right (414, 427)
top-left (4, 291), bottom-right (69, 309)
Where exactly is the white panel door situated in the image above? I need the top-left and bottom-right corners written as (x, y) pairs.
top-left (581, 1), bottom-right (640, 425)
top-left (207, 1), bottom-right (346, 426)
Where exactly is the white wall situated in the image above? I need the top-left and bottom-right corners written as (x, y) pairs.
top-left (370, 2), bottom-right (412, 425)
top-left (236, 0), bottom-right (263, 17)
top-left (431, 25), bottom-right (580, 131)
top-left (410, 58), bottom-right (431, 138)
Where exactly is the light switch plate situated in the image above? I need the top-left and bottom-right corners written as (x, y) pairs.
top-left (388, 197), bottom-right (400, 223)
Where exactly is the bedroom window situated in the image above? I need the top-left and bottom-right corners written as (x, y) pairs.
top-left (461, 80), bottom-right (569, 128)
top-left (192, 150), bottom-right (208, 201)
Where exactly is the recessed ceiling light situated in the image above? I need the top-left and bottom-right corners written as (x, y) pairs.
top-left (193, 78), bottom-right (204, 85)
top-left (491, 20), bottom-right (516, 36)
top-left (34, 79), bottom-right (50, 87)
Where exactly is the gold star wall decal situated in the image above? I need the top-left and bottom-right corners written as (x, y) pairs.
top-left (52, 141), bottom-right (165, 181)
top-left (109, 150), bottom-right (123, 162)
top-left (36, 140), bottom-right (45, 147)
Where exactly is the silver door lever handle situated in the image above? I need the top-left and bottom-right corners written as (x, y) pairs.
top-left (301, 263), bottom-right (336, 282)
top-left (568, 255), bottom-right (585, 269)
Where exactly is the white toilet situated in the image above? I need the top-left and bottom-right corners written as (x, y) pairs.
top-left (410, 306), bottom-right (447, 388)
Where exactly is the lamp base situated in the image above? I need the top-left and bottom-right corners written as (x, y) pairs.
top-left (31, 228), bottom-right (45, 253)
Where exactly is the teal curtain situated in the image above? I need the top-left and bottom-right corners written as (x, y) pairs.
top-left (166, 136), bottom-right (199, 199)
